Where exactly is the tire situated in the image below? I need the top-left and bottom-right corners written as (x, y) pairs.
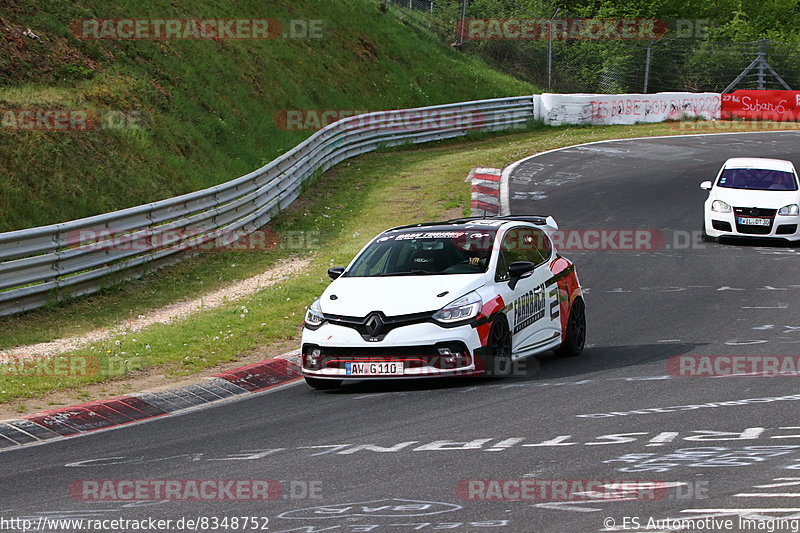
top-left (304, 377), bottom-right (342, 390)
top-left (483, 319), bottom-right (513, 377)
top-left (555, 298), bottom-right (586, 358)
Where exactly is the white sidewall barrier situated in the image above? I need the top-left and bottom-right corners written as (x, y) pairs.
top-left (532, 94), bottom-right (543, 121)
top-left (541, 92), bottom-right (721, 126)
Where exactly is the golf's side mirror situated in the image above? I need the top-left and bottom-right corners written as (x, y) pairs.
top-left (700, 181), bottom-right (712, 191)
top-left (328, 267), bottom-right (345, 280)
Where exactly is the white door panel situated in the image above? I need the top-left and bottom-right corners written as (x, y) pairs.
top-left (495, 227), bottom-right (561, 357)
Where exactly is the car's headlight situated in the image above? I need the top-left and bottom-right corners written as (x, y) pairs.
top-left (711, 200), bottom-right (732, 213)
top-left (778, 204), bottom-right (799, 216)
top-left (304, 298), bottom-right (324, 328)
top-left (432, 291), bottom-right (482, 324)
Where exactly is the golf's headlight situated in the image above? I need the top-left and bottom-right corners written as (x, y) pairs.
top-left (778, 204), bottom-right (799, 216)
top-left (711, 200), bottom-right (732, 213)
top-left (304, 299), bottom-right (324, 327)
top-left (432, 291), bottom-right (482, 324)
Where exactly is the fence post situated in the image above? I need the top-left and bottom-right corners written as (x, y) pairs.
top-left (643, 40), bottom-right (653, 93)
top-left (457, 0), bottom-right (468, 45)
top-left (757, 38), bottom-right (767, 90)
top-left (547, 7), bottom-right (561, 91)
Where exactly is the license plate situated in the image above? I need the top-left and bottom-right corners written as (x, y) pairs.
top-left (345, 361), bottom-right (404, 376)
top-left (738, 217), bottom-right (770, 226)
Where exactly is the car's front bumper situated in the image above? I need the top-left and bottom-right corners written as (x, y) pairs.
top-left (705, 210), bottom-right (800, 241)
top-left (300, 321), bottom-right (484, 379)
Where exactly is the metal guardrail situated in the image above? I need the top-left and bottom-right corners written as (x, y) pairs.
top-left (0, 96), bottom-right (536, 316)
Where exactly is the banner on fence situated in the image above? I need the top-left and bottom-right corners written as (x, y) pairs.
top-left (721, 90), bottom-right (800, 121)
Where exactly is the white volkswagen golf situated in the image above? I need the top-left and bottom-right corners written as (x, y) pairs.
top-left (702, 157), bottom-right (800, 242)
top-left (300, 216), bottom-right (586, 390)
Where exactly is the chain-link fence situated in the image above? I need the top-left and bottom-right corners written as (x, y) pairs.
top-left (384, 0), bottom-right (434, 14)
top-left (464, 37), bottom-right (799, 93)
top-left (381, 2), bottom-right (799, 93)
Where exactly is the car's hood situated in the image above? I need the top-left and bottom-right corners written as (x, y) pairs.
top-left (319, 274), bottom-right (486, 317)
top-left (711, 187), bottom-right (800, 209)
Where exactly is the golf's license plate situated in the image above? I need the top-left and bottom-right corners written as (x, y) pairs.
top-left (738, 217), bottom-right (770, 226)
top-left (346, 362), bottom-right (404, 376)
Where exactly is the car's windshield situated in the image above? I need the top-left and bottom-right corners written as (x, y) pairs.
top-left (717, 168), bottom-right (798, 191)
top-left (345, 229), bottom-right (496, 277)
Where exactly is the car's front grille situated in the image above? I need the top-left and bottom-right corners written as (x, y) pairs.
top-left (734, 207), bottom-right (776, 235)
top-left (325, 311), bottom-right (433, 341)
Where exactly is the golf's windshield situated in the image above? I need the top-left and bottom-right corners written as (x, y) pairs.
top-left (345, 229), bottom-right (496, 277)
top-left (717, 168), bottom-right (798, 191)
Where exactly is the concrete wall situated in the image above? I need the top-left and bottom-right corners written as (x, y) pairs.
top-left (541, 92), bottom-right (721, 126)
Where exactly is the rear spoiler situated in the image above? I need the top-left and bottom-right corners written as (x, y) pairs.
top-left (448, 215), bottom-right (559, 232)
top-left (390, 215), bottom-right (559, 232)
top-left (494, 215), bottom-right (559, 231)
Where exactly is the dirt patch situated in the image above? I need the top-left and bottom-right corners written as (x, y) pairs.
top-left (0, 256), bottom-right (313, 361)
top-left (0, 17), bottom-right (100, 85)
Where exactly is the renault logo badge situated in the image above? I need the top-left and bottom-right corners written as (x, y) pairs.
top-left (365, 313), bottom-right (384, 337)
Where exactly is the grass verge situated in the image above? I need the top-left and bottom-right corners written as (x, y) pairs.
top-left (0, 0), bottom-right (534, 232)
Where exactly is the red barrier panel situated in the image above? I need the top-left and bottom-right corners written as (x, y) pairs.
top-left (722, 90), bottom-right (800, 121)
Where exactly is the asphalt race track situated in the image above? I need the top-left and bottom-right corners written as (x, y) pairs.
top-left (3, 131), bottom-right (800, 533)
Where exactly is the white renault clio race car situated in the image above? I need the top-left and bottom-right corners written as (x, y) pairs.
top-left (300, 216), bottom-right (586, 390)
top-left (702, 158), bottom-right (800, 242)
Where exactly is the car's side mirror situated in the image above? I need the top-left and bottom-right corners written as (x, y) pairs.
top-left (328, 267), bottom-right (345, 280)
top-left (507, 261), bottom-right (535, 290)
top-left (700, 181), bottom-right (712, 191)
